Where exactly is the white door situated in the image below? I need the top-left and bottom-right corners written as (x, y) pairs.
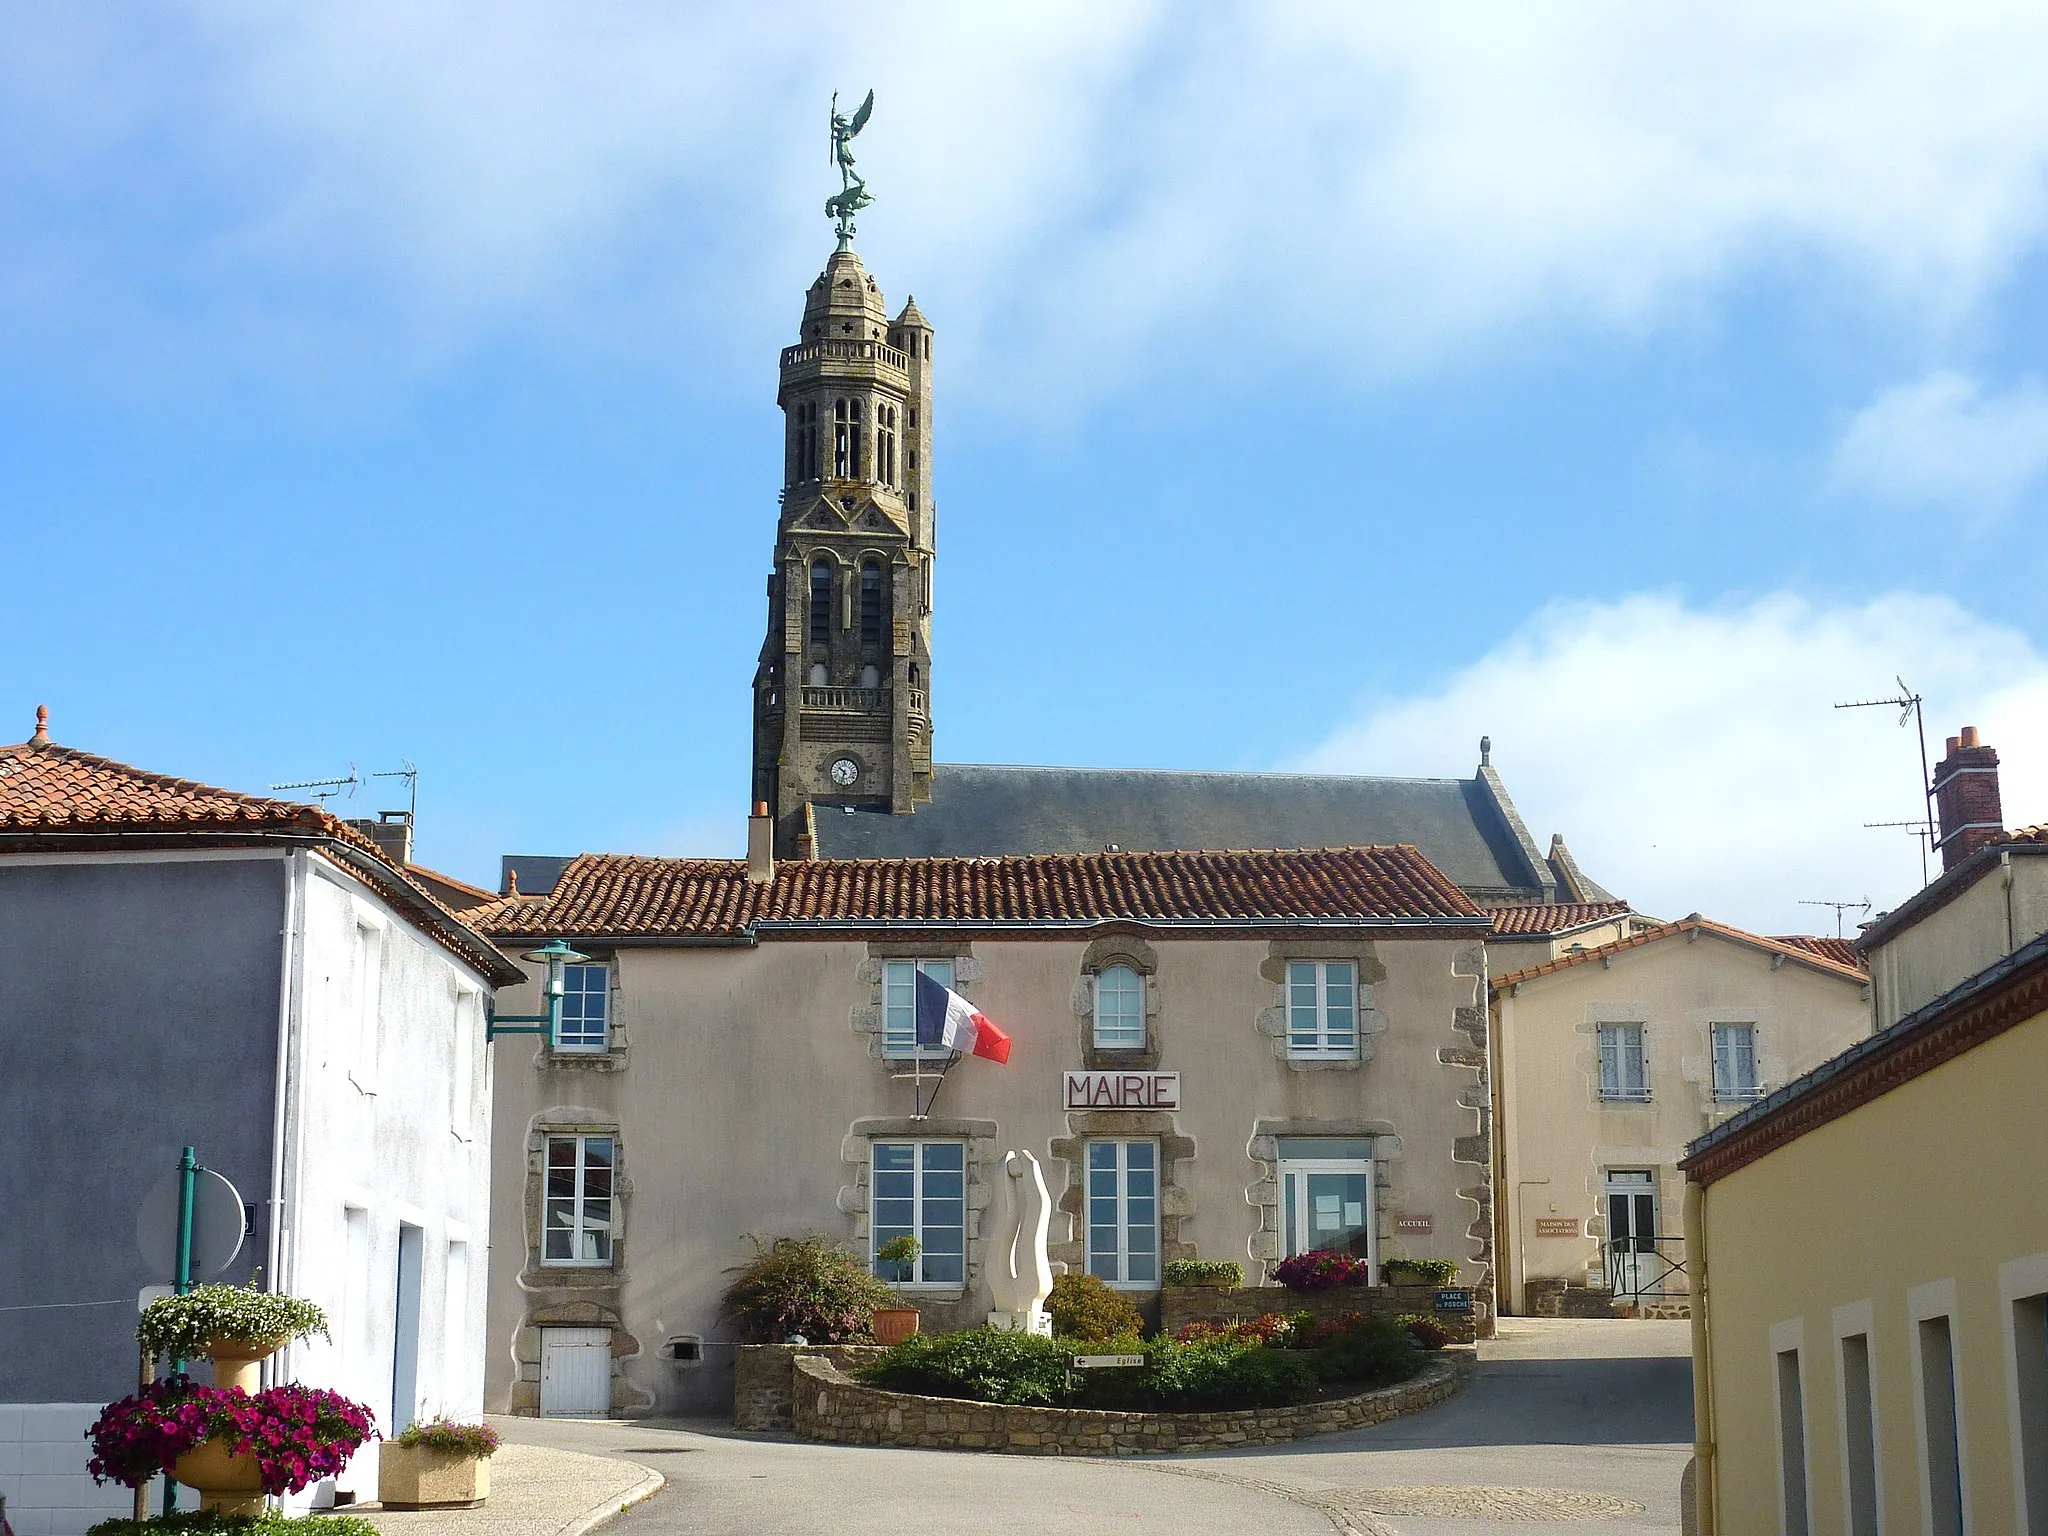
top-left (1605, 1171), bottom-right (1659, 1298)
top-left (539, 1327), bottom-right (612, 1417)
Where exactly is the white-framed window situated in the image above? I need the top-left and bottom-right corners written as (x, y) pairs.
top-left (554, 963), bottom-right (610, 1053)
top-left (1598, 1023), bottom-right (1650, 1101)
top-left (1277, 1138), bottom-right (1374, 1268)
top-left (1285, 960), bottom-right (1357, 1059)
top-left (882, 957), bottom-right (955, 1058)
top-left (543, 1134), bottom-right (615, 1266)
top-left (1085, 1140), bottom-right (1159, 1288)
top-left (1092, 965), bottom-right (1145, 1050)
top-left (1711, 1023), bottom-right (1759, 1101)
top-left (350, 915), bottom-right (385, 1092)
top-left (869, 1141), bottom-right (966, 1288)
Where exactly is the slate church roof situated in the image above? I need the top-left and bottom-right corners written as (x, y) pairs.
top-left (803, 755), bottom-right (1611, 907)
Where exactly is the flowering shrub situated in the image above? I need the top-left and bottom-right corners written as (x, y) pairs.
top-left (391, 1418), bottom-right (500, 1457)
top-left (87, 1378), bottom-right (375, 1495)
top-left (136, 1287), bottom-right (329, 1365)
top-left (1290, 1310), bottom-right (1377, 1348)
top-left (1397, 1313), bottom-right (1453, 1350)
top-left (1175, 1312), bottom-right (1298, 1346)
top-left (1272, 1250), bottom-right (1369, 1291)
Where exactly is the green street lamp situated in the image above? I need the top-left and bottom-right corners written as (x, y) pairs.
top-left (486, 938), bottom-right (594, 1043)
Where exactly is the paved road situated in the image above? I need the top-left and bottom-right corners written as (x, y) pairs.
top-left (505, 1317), bottom-right (1694, 1536)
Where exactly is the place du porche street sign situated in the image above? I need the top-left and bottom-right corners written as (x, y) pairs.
top-left (1062, 1070), bottom-right (1180, 1111)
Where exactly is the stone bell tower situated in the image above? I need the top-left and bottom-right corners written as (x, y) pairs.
top-left (751, 246), bottom-right (936, 856)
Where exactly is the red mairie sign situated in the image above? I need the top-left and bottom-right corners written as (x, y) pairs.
top-left (1062, 1070), bottom-right (1181, 1110)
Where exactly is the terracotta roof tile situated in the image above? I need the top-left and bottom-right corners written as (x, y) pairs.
top-left (1492, 914), bottom-right (1870, 990)
top-left (1484, 900), bottom-right (1631, 937)
top-left (467, 845), bottom-right (1485, 940)
top-left (1770, 934), bottom-right (1865, 970)
top-left (0, 734), bottom-right (518, 985)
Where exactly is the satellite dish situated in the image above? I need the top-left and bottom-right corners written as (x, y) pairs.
top-left (136, 1166), bottom-right (247, 1281)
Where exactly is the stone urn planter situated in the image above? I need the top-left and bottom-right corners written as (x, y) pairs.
top-left (379, 1443), bottom-right (493, 1509)
top-left (871, 1307), bottom-right (921, 1346)
top-left (203, 1336), bottom-right (288, 1394)
top-left (172, 1436), bottom-right (267, 1517)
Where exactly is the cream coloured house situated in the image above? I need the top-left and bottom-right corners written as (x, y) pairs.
top-left (1491, 916), bottom-right (1871, 1317)
top-left (469, 836), bottom-right (1497, 1416)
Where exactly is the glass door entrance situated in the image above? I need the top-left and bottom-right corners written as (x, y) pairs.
top-left (1605, 1170), bottom-right (1659, 1298)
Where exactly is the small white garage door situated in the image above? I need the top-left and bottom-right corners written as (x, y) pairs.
top-left (539, 1326), bottom-right (612, 1417)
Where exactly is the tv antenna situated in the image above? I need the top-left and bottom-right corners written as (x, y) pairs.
top-left (1798, 897), bottom-right (1872, 939)
top-left (1835, 677), bottom-right (1935, 884)
top-left (371, 760), bottom-right (418, 820)
top-left (271, 764), bottom-right (360, 806)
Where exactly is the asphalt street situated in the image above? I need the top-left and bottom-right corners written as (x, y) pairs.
top-left (502, 1317), bottom-right (1694, 1536)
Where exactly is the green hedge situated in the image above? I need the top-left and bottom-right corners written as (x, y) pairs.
top-left (861, 1317), bottom-right (1418, 1413)
top-left (90, 1514), bottom-right (377, 1536)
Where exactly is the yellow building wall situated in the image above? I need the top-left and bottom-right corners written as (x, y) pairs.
top-left (1496, 934), bottom-right (1870, 1312)
top-left (1699, 1005), bottom-right (2048, 1534)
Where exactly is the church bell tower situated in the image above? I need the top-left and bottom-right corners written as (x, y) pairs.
top-left (750, 247), bottom-right (936, 856)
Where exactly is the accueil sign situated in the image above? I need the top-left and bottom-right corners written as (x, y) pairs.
top-left (1062, 1071), bottom-right (1180, 1110)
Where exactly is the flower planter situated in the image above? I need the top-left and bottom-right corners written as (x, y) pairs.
top-left (871, 1308), bottom-right (921, 1346)
top-left (202, 1336), bottom-right (289, 1394)
top-left (378, 1443), bottom-right (491, 1509)
top-left (172, 1435), bottom-right (266, 1516)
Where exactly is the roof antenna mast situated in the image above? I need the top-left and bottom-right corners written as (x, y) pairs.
top-left (1797, 897), bottom-right (1872, 940)
top-left (1834, 677), bottom-right (1935, 885)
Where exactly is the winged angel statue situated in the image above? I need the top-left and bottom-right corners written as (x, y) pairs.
top-left (826, 89), bottom-right (876, 247)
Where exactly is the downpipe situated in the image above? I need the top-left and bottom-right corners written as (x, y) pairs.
top-left (1683, 1181), bottom-right (1716, 1536)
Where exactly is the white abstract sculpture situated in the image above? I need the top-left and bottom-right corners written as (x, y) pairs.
top-left (986, 1150), bottom-right (1055, 1335)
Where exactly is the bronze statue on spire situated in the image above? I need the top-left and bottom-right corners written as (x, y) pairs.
top-left (826, 90), bottom-right (875, 249)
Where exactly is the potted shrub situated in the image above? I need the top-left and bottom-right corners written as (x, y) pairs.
top-left (871, 1236), bottom-right (923, 1345)
top-left (138, 1285), bottom-right (330, 1393)
top-left (1162, 1260), bottom-right (1242, 1290)
top-left (378, 1418), bottom-right (500, 1509)
top-left (721, 1234), bottom-right (893, 1344)
top-left (1380, 1257), bottom-right (1460, 1288)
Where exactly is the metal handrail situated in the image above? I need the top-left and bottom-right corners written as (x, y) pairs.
top-left (1602, 1235), bottom-right (1687, 1301)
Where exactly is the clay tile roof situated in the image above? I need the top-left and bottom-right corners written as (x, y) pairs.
top-left (1770, 935), bottom-right (1866, 971)
top-left (465, 845), bottom-right (1486, 940)
top-left (2010, 824), bottom-right (2048, 845)
top-left (0, 733), bottom-right (518, 985)
top-left (1491, 914), bottom-right (1870, 991)
top-left (1484, 900), bottom-right (1631, 937)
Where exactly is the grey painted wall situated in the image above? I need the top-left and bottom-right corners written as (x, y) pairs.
top-left (0, 855), bottom-right (285, 1402)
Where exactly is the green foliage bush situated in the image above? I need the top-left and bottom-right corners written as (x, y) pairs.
top-left (1045, 1272), bottom-right (1142, 1342)
top-left (89, 1514), bottom-right (376, 1536)
top-left (1380, 1257), bottom-right (1460, 1286)
top-left (135, 1286), bottom-right (329, 1364)
top-left (720, 1233), bottom-right (892, 1343)
top-left (862, 1327), bottom-right (1075, 1406)
top-left (1162, 1259), bottom-right (1243, 1288)
top-left (1308, 1313), bottom-right (1419, 1385)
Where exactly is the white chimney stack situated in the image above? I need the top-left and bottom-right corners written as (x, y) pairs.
top-left (746, 802), bottom-right (775, 885)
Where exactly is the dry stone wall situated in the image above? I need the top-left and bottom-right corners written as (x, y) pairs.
top-left (788, 1353), bottom-right (1463, 1454)
top-left (1160, 1284), bottom-right (1482, 1344)
top-left (734, 1343), bottom-right (890, 1432)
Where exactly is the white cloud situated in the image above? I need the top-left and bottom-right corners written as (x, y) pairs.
top-left (1830, 370), bottom-right (2048, 513)
top-left (7, 3), bottom-right (2048, 400)
top-left (1299, 593), bottom-right (2048, 936)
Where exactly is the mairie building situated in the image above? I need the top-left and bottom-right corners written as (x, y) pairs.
top-left (478, 236), bottom-right (1636, 1418)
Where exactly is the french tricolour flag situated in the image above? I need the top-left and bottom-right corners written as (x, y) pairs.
top-left (914, 970), bottom-right (1013, 1064)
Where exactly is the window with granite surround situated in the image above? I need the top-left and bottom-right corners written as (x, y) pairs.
top-left (854, 944), bottom-right (979, 1065)
top-left (1255, 939), bottom-right (1386, 1071)
top-left (1073, 933), bottom-right (1160, 1070)
top-left (522, 1115), bottom-right (629, 1286)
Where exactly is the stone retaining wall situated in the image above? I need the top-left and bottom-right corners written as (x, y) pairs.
top-left (734, 1343), bottom-right (890, 1432)
top-left (1523, 1279), bottom-right (1624, 1319)
top-left (1161, 1283), bottom-right (1484, 1344)
top-left (788, 1352), bottom-right (1464, 1455)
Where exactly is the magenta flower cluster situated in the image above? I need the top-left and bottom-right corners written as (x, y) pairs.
top-left (87, 1376), bottom-right (377, 1495)
top-left (1272, 1249), bottom-right (1371, 1291)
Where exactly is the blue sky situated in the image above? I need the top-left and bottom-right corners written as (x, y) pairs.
top-left (5, 3), bottom-right (2048, 932)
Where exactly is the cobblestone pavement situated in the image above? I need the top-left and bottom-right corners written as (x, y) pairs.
top-left (505, 1316), bottom-right (1693, 1536)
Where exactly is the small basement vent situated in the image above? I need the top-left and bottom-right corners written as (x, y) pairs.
top-left (662, 1335), bottom-right (703, 1366)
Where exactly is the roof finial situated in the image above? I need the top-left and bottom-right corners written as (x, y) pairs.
top-left (1479, 734), bottom-right (1491, 768)
top-left (30, 704), bottom-right (49, 746)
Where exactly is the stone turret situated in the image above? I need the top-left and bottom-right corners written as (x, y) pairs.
top-left (752, 246), bottom-right (935, 855)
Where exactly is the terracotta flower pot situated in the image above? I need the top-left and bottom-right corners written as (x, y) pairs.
top-left (202, 1336), bottom-right (289, 1394)
top-left (872, 1307), bottom-right (921, 1345)
top-left (379, 1443), bottom-right (492, 1509)
top-left (172, 1435), bottom-right (265, 1516)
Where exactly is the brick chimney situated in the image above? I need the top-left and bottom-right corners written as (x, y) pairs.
top-left (1932, 725), bottom-right (2004, 872)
